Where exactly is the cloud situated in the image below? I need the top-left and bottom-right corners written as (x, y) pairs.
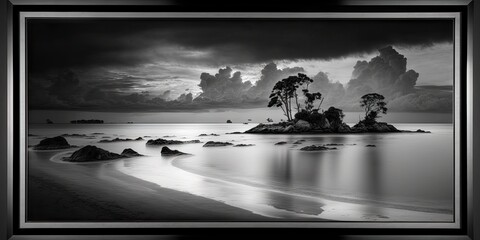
top-left (339, 46), bottom-right (451, 112)
top-left (309, 71), bottom-right (346, 108)
top-left (247, 63), bottom-right (305, 100)
top-left (195, 67), bottom-right (252, 104)
top-left (28, 47), bottom-right (452, 114)
top-left (28, 19), bottom-right (453, 74)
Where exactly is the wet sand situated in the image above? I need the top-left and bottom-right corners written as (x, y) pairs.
top-left (28, 150), bottom-right (270, 221)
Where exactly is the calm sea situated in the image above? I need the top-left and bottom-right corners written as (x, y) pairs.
top-left (28, 123), bottom-right (454, 221)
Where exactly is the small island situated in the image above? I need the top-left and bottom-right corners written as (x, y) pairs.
top-left (245, 74), bottom-right (429, 134)
top-left (70, 119), bottom-right (104, 124)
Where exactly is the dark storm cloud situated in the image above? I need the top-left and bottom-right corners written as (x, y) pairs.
top-left (28, 19), bottom-right (453, 74)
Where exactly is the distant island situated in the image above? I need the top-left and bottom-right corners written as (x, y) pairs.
top-left (245, 74), bottom-right (429, 134)
top-left (70, 119), bottom-right (104, 124)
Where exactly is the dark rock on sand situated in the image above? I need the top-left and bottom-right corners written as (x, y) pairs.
top-left (275, 141), bottom-right (288, 145)
top-left (233, 144), bottom-right (255, 147)
top-left (34, 136), bottom-right (73, 150)
top-left (63, 145), bottom-right (124, 162)
top-left (99, 137), bottom-right (144, 143)
top-left (366, 144), bottom-right (376, 147)
top-left (161, 146), bottom-right (188, 156)
top-left (300, 145), bottom-right (337, 151)
top-left (121, 148), bottom-right (143, 157)
top-left (203, 141), bottom-right (234, 147)
top-left (146, 138), bottom-right (201, 145)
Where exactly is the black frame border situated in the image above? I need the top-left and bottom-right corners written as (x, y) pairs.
top-left (1, 0), bottom-right (478, 239)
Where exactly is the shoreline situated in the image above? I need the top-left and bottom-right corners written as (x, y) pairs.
top-left (171, 157), bottom-right (453, 216)
top-left (28, 150), bottom-right (271, 221)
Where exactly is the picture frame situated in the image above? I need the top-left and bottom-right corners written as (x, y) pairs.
top-left (1, 0), bottom-right (479, 239)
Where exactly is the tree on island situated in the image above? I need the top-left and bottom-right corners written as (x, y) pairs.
top-left (267, 73), bottom-right (323, 122)
top-left (360, 93), bottom-right (388, 122)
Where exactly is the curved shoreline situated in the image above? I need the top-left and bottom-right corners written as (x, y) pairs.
top-left (171, 157), bottom-right (453, 217)
top-left (28, 149), bottom-right (271, 221)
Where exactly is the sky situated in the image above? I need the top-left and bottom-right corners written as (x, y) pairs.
top-left (27, 18), bottom-right (454, 123)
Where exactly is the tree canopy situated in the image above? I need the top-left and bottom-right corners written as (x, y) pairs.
top-left (267, 73), bottom-right (323, 121)
top-left (360, 93), bottom-right (388, 122)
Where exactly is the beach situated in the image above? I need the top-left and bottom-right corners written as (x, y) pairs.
top-left (28, 149), bottom-right (269, 221)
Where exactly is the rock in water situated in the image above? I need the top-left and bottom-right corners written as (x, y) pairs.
top-left (63, 145), bottom-right (124, 162)
top-left (415, 129), bottom-right (431, 133)
top-left (146, 138), bottom-right (201, 145)
top-left (161, 146), bottom-right (187, 156)
top-left (34, 136), bottom-right (72, 150)
top-left (203, 141), bottom-right (234, 147)
top-left (121, 148), bottom-right (143, 157)
top-left (300, 145), bottom-right (336, 151)
top-left (366, 144), bottom-right (376, 147)
top-left (294, 120), bottom-right (311, 131)
top-left (233, 144), bottom-right (255, 147)
top-left (352, 121), bottom-right (399, 133)
top-left (99, 137), bottom-right (144, 143)
top-left (275, 141), bottom-right (288, 145)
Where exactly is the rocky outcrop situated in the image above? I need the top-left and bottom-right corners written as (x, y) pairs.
top-left (34, 136), bottom-right (73, 150)
top-left (226, 120), bottom-right (232, 123)
top-left (415, 129), bottom-right (431, 133)
top-left (300, 145), bottom-right (337, 151)
top-left (203, 141), bottom-right (233, 147)
top-left (245, 123), bottom-right (292, 134)
top-left (275, 141), bottom-right (288, 145)
top-left (99, 137), bottom-right (144, 143)
top-left (244, 119), bottom-right (422, 134)
top-left (146, 138), bottom-right (201, 145)
top-left (121, 148), bottom-right (143, 157)
top-left (198, 133), bottom-right (220, 137)
top-left (294, 120), bottom-right (311, 131)
top-left (233, 144), bottom-right (255, 147)
top-left (351, 121), bottom-right (399, 133)
top-left (63, 145), bottom-right (125, 162)
top-left (161, 146), bottom-right (188, 156)
top-left (226, 132), bottom-right (243, 134)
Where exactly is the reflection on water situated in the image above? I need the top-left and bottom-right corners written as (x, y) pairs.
top-left (28, 123), bottom-right (454, 221)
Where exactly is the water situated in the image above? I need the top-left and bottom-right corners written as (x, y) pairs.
top-left (28, 123), bottom-right (454, 221)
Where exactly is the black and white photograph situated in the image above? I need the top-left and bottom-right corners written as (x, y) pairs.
top-left (25, 14), bottom-right (457, 224)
